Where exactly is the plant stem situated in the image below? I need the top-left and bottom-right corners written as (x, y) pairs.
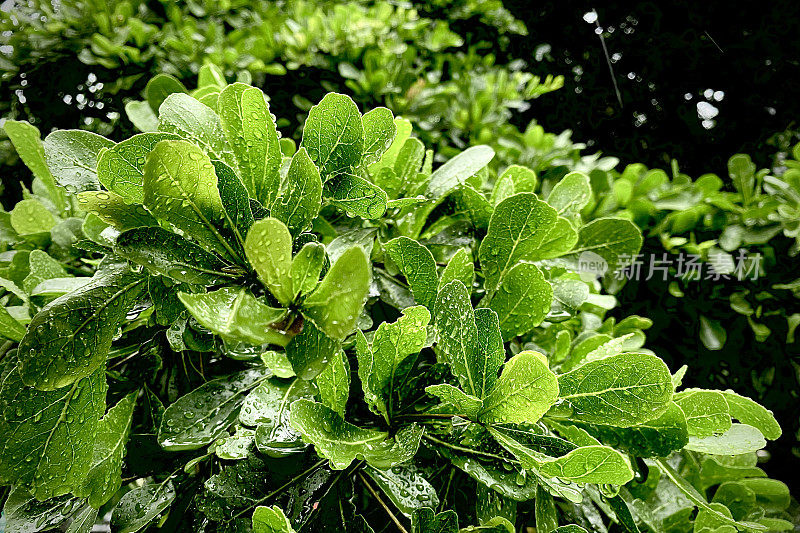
top-left (358, 471), bottom-right (409, 533)
top-left (422, 434), bottom-right (518, 464)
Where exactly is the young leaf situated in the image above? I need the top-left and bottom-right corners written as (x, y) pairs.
top-left (546, 172), bottom-right (592, 222)
top-left (384, 236), bottom-right (438, 310)
top-left (322, 172), bottom-right (388, 219)
top-left (720, 391), bottom-right (781, 440)
top-left (0, 356), bottom-right (107, 500)
top-left (537, 446), bottom-right (634, 485)
top-left (271, 148), bottom-right (323, 236)
top-left (244, 217), bottom-right (294, 305)
top-left (76, 392), bottom-right (137, 508)
top-left (553, 352), bottom-right (673, 427)
top-left (286, 319), bottom-right (340, 380)
top-left (77, 190), bottom-right (159, 230)
top-left (125, 100), bottom-right (158, 132)
top-left (3, 119), bottom-right (66, 210)
top-left (110, 480), bottom-right (176, 533)
top-left (0, 306), bottom-right (26, 341)
top-left (23, 249), bottom-right (66, 293)
top-left (218, 83), bottom-right (282, 206)
top-left (425, 384), bottom-right (482, 418)
top-left (684, 424), bottom-right (767, 455)
top-left (488, 261), bottom-right (552, 340)
top-left (96, 132), bottom-right (180, 204)
top-left (143, 139), bottom-right (237, 259)
top-left (534, 217), bottom-right (578, 259)
top-left (213, 159), bottom-right (254, 251)
top-left (300, 93), bottom-right (364, 179)
top-left (302, 246), bottom-right (370, 340)
top-left (18, 266), bottom-right (146, 390)
top-left (290, 241), bottom-right (325, 299)
top-left (478, 351), bottom-right (559, 425)
top-left (10, 198), bottom-right (56, 235)
top-left (426, 145), bottom-right (495, 198)
top-left (43, 129), bottom-right (114, 193)
top-left (674, 389), bottom-right (732, 438)
top-left (479, 192), bottom-right (558, 290)
top-left (146, 73), bottom-right (187, 111)
top-left (392, 137), bottom-right (426, 197)
top-left (361, 106), bottom-right (396, 166)
top-left (491, 165), bottom-right (537, 206)
top-left (253, 505), bottom-right (296, 533)
top-left (316, 350), bottom-right (350, 417)
top-left (158, 368), bottom-right (265, 450)
top-left (356, 305), bottom-right (431, 420)
top-left (368, 117), bottom-right (412, 176)
top-left (434, 280), bottom-right (479, 396)
top-left (157, 93), bottom-right (231, 163)
top-left (439, 248), bottom-right (474, 291)
top-left (178, 287), bottom-right (289, 346)
top-left (116, 226), bottom-right (236, 285)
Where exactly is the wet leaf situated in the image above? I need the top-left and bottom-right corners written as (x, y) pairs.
top-left (384, 236), bottom-right (438, 310)
top-left (488, 261), bottom-right (552, 340)
top-left (271, 148), bottom-right (323, 235)
top-left (245, 217), bottom-right (295, 305)
top-left (253, 505), bottom-right (296, 533)
top-left (157, 93), bottom-right (231, 163)
top-left (43, 130), bottom-right (114, 193)
top-left (300, 93), bottom-right (363, 179)
top-left (77, 190), bottom-right (159, 230)
top-left (323, 172), bottom-right (388, 219)
top-left (364, 464), bottom-right (439, 517)
top-left (426, 145), bottom-right (494, 199)
top-left (110, 480), bottom-right (176, 533)
top-left (4, 119), bottom-right (65, 210)
top-left (316, 350), bottom-right (350, 417)
top-left (361, 107), bottom-right (396, 166)
top-left (674, 389), bottom-right (732, 438)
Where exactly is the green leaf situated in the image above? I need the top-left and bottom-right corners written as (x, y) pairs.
top-left (364, 464), bottom-right (439, 517)
top-left (178, 287), bottom-right (290, 346)
top-left (537, 446), bottom-right (633, 485)
top-left (146, 73), bottom-right (187, 111)
top-left (535, 484), bottom-right (559, 533)
top-left (571, 218), bottom-right (643, 272)
top-left (322, 172), bottom-right (388, 219)
top-left (198, 64), bottom-right (226, 88)
top-left (553, 352), bottom-right (673, 427)
top-left (426, 145), bottom-right (495, 198)
top-left (361, 106), bottom-right (396, 166)
top-left (301, 93), bottom-right (364, 179)
top-left (240, 377), bottom-right (316, 457)
top-left (76, 391), bottom-right (137, 508)
top-left (316, 350), bottom-right (350, 417)
top-left (384, 236), bottom-right (438, 310)
top-left (22, 249), bottom-right (66, 294)
top-left (474, 308), bottom-right (505, 399)
top-left (491, 165), bottom-right (537, 206)
top-left (96, 132), bottom-right (180, 204)
top-left (4, 119), bottom-right (65, 211)
top-left (434, 280), bottom-right (479, 395)
top-left (143, 139), bottom-right (237, 259)
top-left (451, 185), bottom-right (494, 229)
top-left (439, 248), bottom-right (474, 291)
top-left (728, 154), bottom-right (756, 204)
top-left (116, 226), bottom-right (236, 285)
top-left (411, 508), bottom-right (459, 533)
top-left (158, 368), bottom-right (265, 450)
top-left (9, 198), bottom-right (56, 235)
top-left (675, 389), bottom-right (732, 438)
top-left (479, 192), bottom-right (558, 290)
top-left (392, 137), bottom-right (426, 197)
top-left (213, 159), bottom-right (254, 251)
top-left (290, 242), bottom-right (325, 300)
top-left (110, 480), bottom-right (176, 533)
top-left (356, 305), bottom-right (431, 420)
top-left (424, 384), bottom-right (482, 418)
top-left (271, 148), bottom-right (323, 235)
top-left (479, 351), bottom-right (559, 424)
top-left (218, 83), bottom-right (282, 206)
top-left (534, 217), bottom-right (578, 260)
top-left (303, 246), bottom-right (370, 340)
top-left (684, 424), bottom-right (767, 455)
top-left (43, 130), bottom-right (114, 193)
top-left (157, 93), bottom-right (231, 163)
top-left (286, 319), bottom-right (340, 380)
top-left (720, 391), bottom-right (781, 440)
top-left (18, 266), bottom-right (145, 390)
top-left (245, 217), bottom-right (294, 305)
top-left (77, 190), bottom-right (159, 230)
top-left (125, 100), bottom-right (158, 132)
top-left (1, 486), bottom-right (82, 533)
top-left (0, 356), bottom-right (107, 500)
top-left (368, 117), bottom-right (411, 176)
top-left (215, 428), bottom-right (255, 460)
top-left (488, 261), bottom-right (552, 340)
top-left (0, 306), bottom-right (26, 341)
top-left (253, 505), bottom-right (296, 533)
top-left (546, 172), bottom-right (592, 223)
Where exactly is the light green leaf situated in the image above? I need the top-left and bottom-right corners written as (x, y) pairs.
top-left (253, 505), bottom-right (296, 533)
top-left (286, 319), bottom-right (340, 380)
top-left (537, 446), bottom-right (633, 485)
top-left (720, 391), bottom-right (781, 440)
top-left (145, 73), bottom-right (187, 111)
top-left (10, 198), bottom-right (56, 235)
top-left (157, 93), bottom-right (231, 163)
top-left (22, 249), bottom-right (66, 294)
top-left (489, 261), bottom-right (552, 340)
top-left (685, 424), bottom-right (767, 455)
top-left (198, 64), bottom-right (226, 88)
top-left (261, 351), bottom-right (296, 378)
top-left (392, 137), bottom-right (426, 197)
top-left (571, 218), bottom-right (643, 272)
top-left (479, 351), bottom-right (559, 425)
top-left (303, 246), bottom-right (370, 340)
top-left (439, 248), bottom-right (474, 291)
top-left (316, 350), bottom-right (350, 417)
top-left (451, 184), bottom-right (494, 228)
top-left (110, 480), bottom-right (176, 533)
top-left (158, 369), bottom-right (265, 450)
top-left (300, 93), bottom-right (363, 179)
top-left (125, 100), bottom-right (158, 132)
top-left (143, 139), bottom-right (236, 259)
top-left (0, 306), bottom-right (26, 341)
top-left (675, 389), bottom-right (732, 438)
top-left (361, 107), bottom-right (396, 166)
top-left (553, 352), bottom-right (673, 427)
top-left (77, 190), bottom-right (159, 230)
top-left (43, 130), bottom-right (114, 193)
top-left (479, 192), bottom-right (558, 290)
top-left (368, 117), bottom-right (412, 176)
top-left (290, 242), bottom-right (324, 299)
top-left (245, 218), bottom-right (294, 305)
top-left (4, 119), bottom-right (65, 211)
top-left (116, 226), bottom-right (236, 285)
top-left (219, 83), bottom-right (282, 205)
top-left (215, 428), bottom-right (255, 460)
top-left (534, 217), bottom-right (578, 259)
top-left (18, 266), bottom-right (145, 390)
top-left (424, 384), bottom-right (482, 418)
top-left (434, 280), bottom-right (479, 395)
top-left (240, 377), bottom-right (316, 457)
top-left (271, 147), bottom-right (322, 235)
top-left (546, 172), bottom-right (592, 222)
top-left (384, 236), bottom-right (438, 310)
top-left (0, 356), bottom-right (107, 500)
top-left (178, 287), bottom-right (289, 346)
top-left (77, 392), bottom-right (137, 508)
top-left (96, 132), bottom-right (180, 203)
top-left (491, 165), bottom-right (537, 206)
top-left (322, 172), bottom-right (388, 219)
top-left (426, 145), bottom-right (495, 198)
top-left (364, 464), bottom-right (439, 517)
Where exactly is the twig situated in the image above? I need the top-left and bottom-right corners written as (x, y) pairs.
top-left (358, 471), bottom-right (409, 533)
top-left (422, 434), bottom-right (518, 464)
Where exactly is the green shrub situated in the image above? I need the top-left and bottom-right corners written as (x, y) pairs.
top-left (0, 76), bottom-right (794, 532)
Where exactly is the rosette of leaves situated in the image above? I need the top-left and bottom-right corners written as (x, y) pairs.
top-left (0, 78), bottom-right (793, 532)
